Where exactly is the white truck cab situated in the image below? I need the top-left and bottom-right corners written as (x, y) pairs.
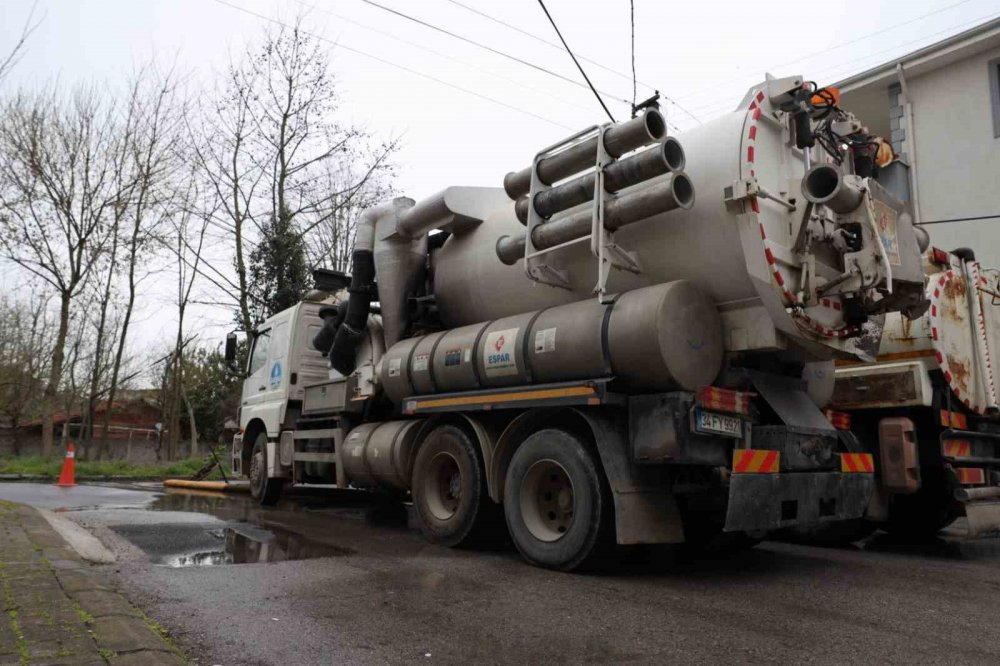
top-left (231, 299), bottom-right (333, 500)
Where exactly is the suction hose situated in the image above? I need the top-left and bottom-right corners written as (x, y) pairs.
top-left (328, 200), bottom-right (399, 375)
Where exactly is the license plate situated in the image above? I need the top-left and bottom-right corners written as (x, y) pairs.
top-left (696, 410), bottom-right (743, 438)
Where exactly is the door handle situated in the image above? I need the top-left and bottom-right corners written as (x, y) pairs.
top-left (258, 386), bottom-right (266, 392)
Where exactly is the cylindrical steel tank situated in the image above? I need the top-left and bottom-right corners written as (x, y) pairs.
top-left (431, 83), bottom-right (923, 362)
top-left (341, 420), bottom-right (423, 489)
top-left (381, 281), bottom-right (723, 402)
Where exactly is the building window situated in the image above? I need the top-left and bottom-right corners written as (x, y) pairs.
top-left (991, 57), bottom-right (1000, 139)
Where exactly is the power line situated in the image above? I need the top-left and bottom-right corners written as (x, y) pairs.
top-left (211, 0), bottom-right (575, 131)
top-left (673, 0), bottom-right (977, 105)
top-left (629, 0), bottom-right (636, 113)
top-left (535, 0), bottom-right (615, 122)
top-left (358, 0), bottom-right (631, 106)
top-left (441, 0), bottom-right (702, 125)
top-left (684, 10), bottom-right (1000, 118)
top-left (296, 0), bottom-right (598, 114)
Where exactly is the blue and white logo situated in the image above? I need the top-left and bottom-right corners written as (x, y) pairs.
top-left (269, 361), bottom-right (282, 389)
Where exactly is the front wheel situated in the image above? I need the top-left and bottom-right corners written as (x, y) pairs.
top-left (249, 434), bottom-right (283, 506)
top-left (503, 429), bottom-right (610, 571)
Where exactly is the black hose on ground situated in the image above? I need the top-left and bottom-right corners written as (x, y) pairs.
top-left (329, 249), bottom-right (375, 374)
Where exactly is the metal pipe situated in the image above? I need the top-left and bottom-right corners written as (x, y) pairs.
top-left (801, 164), bottom-right (864, 214)
top-left (497, 173), bottom-right (695, 264)
top-left (515, 138), bottom-right (686, 223)
top-left (503, 108), bottom-right (667, 199)
top-left (955, 486), bottom-right (1000, 502)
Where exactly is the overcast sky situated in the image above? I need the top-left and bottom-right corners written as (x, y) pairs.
top-left (1, 0), bottom-right (998, 370)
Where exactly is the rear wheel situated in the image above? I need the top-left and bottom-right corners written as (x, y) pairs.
top-left (886, 467), bottom-right (958, 539)
top-left (503, 429), bottom-right (610, 571)
top-left (411, 425), bottom-right (487, 547)
top-left (249, 433), bottom-right (283, 506)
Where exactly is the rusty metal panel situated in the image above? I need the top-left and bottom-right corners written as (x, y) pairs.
top-left (830, 362), bottom-right (928, 409)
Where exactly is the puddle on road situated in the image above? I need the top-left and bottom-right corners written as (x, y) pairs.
top-left (165, 526), bottom-right (354, 567)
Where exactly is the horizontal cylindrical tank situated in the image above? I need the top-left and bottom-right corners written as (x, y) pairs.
top-left (380, 281), bottom-right (723, 402)
top-left (341, 420), bottom-right (423, 489)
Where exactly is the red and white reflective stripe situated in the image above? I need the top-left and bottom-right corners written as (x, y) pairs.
top-left (742, 89), bottom-right (858, 341)
top-left (955, 467), bottom-right (985, 485)
top-left (823, 409), bottom-right (851, 430)
top-left (697, 386), bottom-right (751, 415)
top-left (942, 439), bottom-right (972, 458)
top-left (969, 262), bottom-right (998, 409)
top-left (929, 270), bottom-right (983, 414)
top-left (841, 453), bottom-right (874, 473)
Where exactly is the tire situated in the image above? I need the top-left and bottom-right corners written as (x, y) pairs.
top-left (503, 429), bottom-right (610, 571)
top-left (411, 425), bottom-right (487, 548)
top-left (883, 464), bottom-right (959, 539)
top-left (249, 433), bottom-right (283, 506)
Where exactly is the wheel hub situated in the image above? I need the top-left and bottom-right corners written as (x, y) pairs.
top-left (520, 459), bottom-right (575, 542)
top-left (424, 451), bottom-right (463, 521)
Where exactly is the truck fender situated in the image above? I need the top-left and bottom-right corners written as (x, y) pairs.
top-left (414, 412), bottom-right (504, 493)
top-left (491, 407), bottom-right (685, 545)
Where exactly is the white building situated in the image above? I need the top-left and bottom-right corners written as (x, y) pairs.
top-left (835, 18), bottom-right (1000, 266)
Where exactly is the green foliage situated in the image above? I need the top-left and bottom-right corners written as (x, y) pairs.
top-left (0, 455), bottom-right (223, 479)
top-left (181, 346), bottom-right (240, 443)
top-left (247, 212), bottom-right (311, 326)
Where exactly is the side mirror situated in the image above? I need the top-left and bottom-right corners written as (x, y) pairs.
top-left (224, 332), bottom-right (238, 364)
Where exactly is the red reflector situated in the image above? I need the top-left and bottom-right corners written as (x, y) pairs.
top-left (697, 386), bottom-right (750, 415)
top-left (931, 247), bottom-right (950, 266)
top-left (956, 468), bottom-right (985, 485)
top-left (824, 409), bottom-right (851, 430)
top-left (942, 440), bottom-right (971, 458)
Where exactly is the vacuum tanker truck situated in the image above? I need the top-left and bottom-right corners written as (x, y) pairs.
top-left (830, 246), bottom-right (1000, 539)
top-left (227, 76), bottom-right (930, 570)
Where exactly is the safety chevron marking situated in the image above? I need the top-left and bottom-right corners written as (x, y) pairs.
top-left (840, 452), bottom-right (874, 473)
top-left (943, 440), bottom-right (972, 458)
top-left (732, 449), bottom-right (780, 473)
top-left (955, 467), bottom-right (985, 485)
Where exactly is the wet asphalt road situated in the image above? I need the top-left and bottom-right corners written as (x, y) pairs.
top-left (2, 482), bottom-right (1000, 665)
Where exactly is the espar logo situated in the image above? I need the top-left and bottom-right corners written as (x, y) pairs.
top-left (494, 335), bottom-right (505, 351)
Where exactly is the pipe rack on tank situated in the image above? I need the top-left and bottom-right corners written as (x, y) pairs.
top-left (502, 108), bottom-right (667, 200)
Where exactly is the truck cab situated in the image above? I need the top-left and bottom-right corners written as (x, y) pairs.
top-left (232, 299), bottom-right (332, 498)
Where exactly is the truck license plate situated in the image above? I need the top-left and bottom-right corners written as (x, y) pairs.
top-left (696, 410), bottom-right (743, 438)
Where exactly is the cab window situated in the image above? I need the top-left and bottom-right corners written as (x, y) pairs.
top-left (248, 329), bottom-right (271, 375)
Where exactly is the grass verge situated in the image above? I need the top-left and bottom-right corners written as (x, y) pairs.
top-left (0, 454), bottom-right (224, 480)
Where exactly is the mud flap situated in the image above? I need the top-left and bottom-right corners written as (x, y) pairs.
top-left (724, 472), bottom-right (874, 532)
top-left (963, 501), bottom-right (1000, 538)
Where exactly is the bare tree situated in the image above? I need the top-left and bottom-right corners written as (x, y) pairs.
top-left (0, 86), bottom-right (122, 456)
top-left (0, 293), bottom-right (53, 454)
top-left (190, 16), bottom-right (396, 330)
top-left (97, 65), bottom-right (186, 459)
top-left (0, 1), bottom-right (42, 85)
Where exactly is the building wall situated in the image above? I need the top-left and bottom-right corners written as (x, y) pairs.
top-left (908, 44), bottom-right (1000, 266)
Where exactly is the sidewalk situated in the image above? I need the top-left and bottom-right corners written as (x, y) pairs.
top-left (0, 500), bottom-right (185, 665)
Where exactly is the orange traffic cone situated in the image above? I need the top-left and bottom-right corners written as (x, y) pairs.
top-left (56, 443), bottom-right (77, 487)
